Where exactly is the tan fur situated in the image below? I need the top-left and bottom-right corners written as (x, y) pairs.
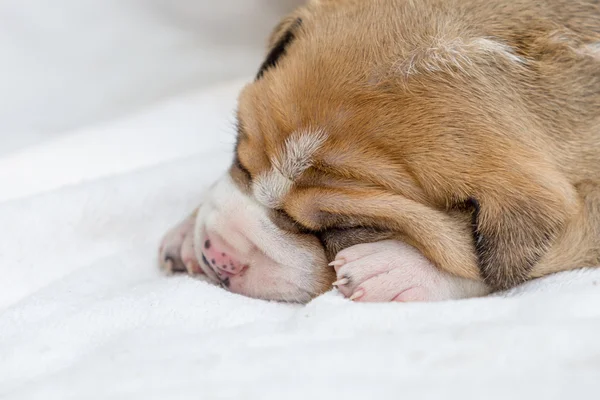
top-left (233, 0), bottom-right (600, 291)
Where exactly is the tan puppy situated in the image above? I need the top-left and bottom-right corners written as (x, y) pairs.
top-left (159, 0), bottom-right (600, 303)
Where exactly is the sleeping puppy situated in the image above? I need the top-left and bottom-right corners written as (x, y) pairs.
top-left (159, 0), bottom-right (600, 303)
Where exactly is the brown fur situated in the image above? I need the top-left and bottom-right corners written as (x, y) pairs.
top-left (233, 0), bottom-right (600, 291)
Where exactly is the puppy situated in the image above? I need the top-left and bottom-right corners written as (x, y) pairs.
top-left (159, 0), bottom-right (600, 303)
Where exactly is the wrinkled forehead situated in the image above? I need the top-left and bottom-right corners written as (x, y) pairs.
top-left (229, 0), bottom-right (509, 210)
top-left (232, 64), bottom-right (353, 209)
top-left (233, 85), bottom-right (328, 198)
top-left (230, 0), bottom-right (385, 188)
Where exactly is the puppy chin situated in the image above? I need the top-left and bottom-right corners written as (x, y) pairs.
top-left (192, 173), bottom-right (331, 303)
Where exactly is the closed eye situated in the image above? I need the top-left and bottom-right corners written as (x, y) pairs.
top-left (233, 119), bottom-right (252, 181)
top-left (233, 153), bottom-right (252, 181)
top-left (270, 208), bottom-right (314, 235)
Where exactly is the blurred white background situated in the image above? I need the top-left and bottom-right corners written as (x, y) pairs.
top-left (0, 0), bottom-right (302, 154)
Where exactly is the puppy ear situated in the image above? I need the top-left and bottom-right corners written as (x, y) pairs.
top-left (266, 15), bottom-right (301, 49)
top-left (286, 187), bottom-right (483, 281)
top-left (469, 174), bottom-right (578, 290)
top-left (256, 17), bottom-right (303, 80)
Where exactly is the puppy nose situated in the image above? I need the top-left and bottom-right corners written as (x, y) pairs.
top-left (201, 236), bottom-right (246, 276)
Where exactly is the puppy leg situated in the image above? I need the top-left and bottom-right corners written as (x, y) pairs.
top-left (332, 240), bottom-right (489, 302)
top-left (159, 209), bottom-right (203, 276)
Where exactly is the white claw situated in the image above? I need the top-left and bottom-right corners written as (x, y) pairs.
top-left (332, 278), bottom-right (349, 287)
top-left (349, 289), bottom-right (365, 301)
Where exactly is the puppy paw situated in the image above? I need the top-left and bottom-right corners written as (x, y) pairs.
top-left (331, 240), bottom-right (488, 302)
top-left (159, 214), bottom-right (204, 276)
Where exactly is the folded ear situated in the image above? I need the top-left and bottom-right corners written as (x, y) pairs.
top-left (286, 187), bottom-right (483, 281)
top-left (287, 164), bottom-right (578, 291)
top-left (257, 17), bottom-right (303, 80)
top-left (469, 174), bottom-right (578, 290)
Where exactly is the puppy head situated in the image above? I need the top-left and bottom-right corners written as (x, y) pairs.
top-left (194, 0), bottom-right (582, 301)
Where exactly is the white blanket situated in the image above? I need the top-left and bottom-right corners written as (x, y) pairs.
top-left (1, 78), bottom-right (600, 400)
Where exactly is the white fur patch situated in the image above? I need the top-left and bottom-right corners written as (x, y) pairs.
top-left (546, 31), bottom-right (600, 61)
top-left (471, 38), bottom-right (526, 64)
top-left (278, 129), bottom-right (327, 179)
top-left (397, 37), bottom-right (526, 77)
top-left (253, 129), bottom-right (327, 208)
top-left (253, 169), bottom-right (293, 209)
top-left (576, 42), bottom-right (600, 60)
